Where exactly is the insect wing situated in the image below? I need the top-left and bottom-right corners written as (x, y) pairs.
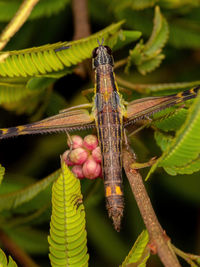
top-left (124, 87), bottom-right (199, 124)
top-left (0, 108), bottom-right (95, 139)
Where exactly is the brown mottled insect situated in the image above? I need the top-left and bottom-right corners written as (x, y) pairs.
top-left (0, 42), bottom-right (199, 231)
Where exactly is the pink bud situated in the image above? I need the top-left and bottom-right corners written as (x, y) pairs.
top-left (67, 135), bottom-right (83, 149)
top-left (82, 157), bottom-right (101, 179)
top-left (71, 165), bottom-right (84, 179)
top-left (83, 135), bottom-right (98, 151)
top-left (62, 150), bottom-right (75, 166)
top-left (92, 146), bottom-right (102, 163)
top-left (69, 147), bottom-right (88, 165)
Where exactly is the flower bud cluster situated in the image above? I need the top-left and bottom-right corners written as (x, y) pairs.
top-left (63, 135), bottom-right (102, 179)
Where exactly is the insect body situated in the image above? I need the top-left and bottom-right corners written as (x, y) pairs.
top-left (92, 45), bottom-right (125, 231)
top-left (0, 44), bottom-right (199, 231)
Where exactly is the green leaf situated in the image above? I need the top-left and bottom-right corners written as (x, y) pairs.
top-left (0, 81), bottom-right (30, 104)
top-left (0, 169), bottom-right (60, 211)
top-left (154, 131), bottom-right (174, 152)
top-left (148, 92), bottom-right (200, 177)
top-left (160, 93), bottom-right (200, 169)
top-left (112, 30), bottom-right (142, 50)
top-left (126, 6), bottom-right (169, 75)
top-left (163, 158), bottom-right (200, 175)
top-left (0, 0), bottom-right (70, 22)
top-left (153, 108), bottom-right (188, 132)
top-left (0, 21), bottom-right (124, 78)
top-left (0, 247), bottom-right (17, 267)
top-left (0, 164), bottom-right (5, 186)
top-left (160, 0), bottom-right (200, 8)
top-left (48, 162), bottom-right (89, 267)
top-left (113, 0), bottom-right (158, 11)
top-left (169, 19), bottom-right (200, 49)
top-left (0, 24), bottom-right (141, 108)
top-left (121, 230), bottom-right (150, 266)
top-left (26, 77), bottom-right (57, 91)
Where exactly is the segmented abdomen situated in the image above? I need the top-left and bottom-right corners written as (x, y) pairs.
top-left (96, 105), bottom-right (124, 231)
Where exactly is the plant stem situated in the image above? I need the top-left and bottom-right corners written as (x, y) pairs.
top-left (72, 0), bottom-right (91, 78)
top-left (122, 147), bottom-right (181, 267)
top-left (114, 58), bottom-right (128, 69)
top-left (0, 0), bottom-right (39, 51)
top-left (171, 244), bottom-right (200, 265)
top-left (116, 76), bottom-right (200, 94)
top-left (72, 0), bottom-right (91, 41)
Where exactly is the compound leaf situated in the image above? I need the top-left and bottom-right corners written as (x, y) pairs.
top-left (48, 162), bottom-right (89, 267)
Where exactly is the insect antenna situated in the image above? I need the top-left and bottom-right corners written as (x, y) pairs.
top-left (97, 38), bottom-right (104, 46)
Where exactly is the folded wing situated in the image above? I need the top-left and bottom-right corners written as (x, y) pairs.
top-left (124, 86), bottom-right (200, 125)
top-left (0, 108), bottom-right (95, 139)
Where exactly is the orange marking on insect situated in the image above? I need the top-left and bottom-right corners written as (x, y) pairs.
top-left (115, 186), bottom-right (123, 195)
top-left (17, 126), bottom-right (26, 132)
top-left (1, 129), bottom-right (8, 134)
top-left (16, 126), bottom-right (28, 134)
top-left (176, 92), bottom-right (183, 98)
top-left (106, 186), bottom-right (112, 197)
top-left (190, 88), bottom-right (196, 94)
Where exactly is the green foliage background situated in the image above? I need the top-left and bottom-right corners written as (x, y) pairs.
top-left (0, 0), bottom-right (200, 266)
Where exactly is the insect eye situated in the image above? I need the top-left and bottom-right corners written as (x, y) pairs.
top-left (104, 46), bottom-right (112, 55)
top-left (92, 47), bottom-right (99, 58)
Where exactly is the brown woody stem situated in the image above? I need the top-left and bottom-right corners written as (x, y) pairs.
top-left (72, 0), bottom-right (91, 78)
top-left (122, 147), bottom-right (181, 267)
top-left (72, 0), bottom-right (91, 41)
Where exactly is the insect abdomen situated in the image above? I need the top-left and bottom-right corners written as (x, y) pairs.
top-left (97, 112), bottom-right (124, 231)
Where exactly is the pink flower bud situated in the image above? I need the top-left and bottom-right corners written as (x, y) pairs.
top-left (67, 135), bottom-right (83, 149)
top-left (82, 157), bottom-right (101, 179)
top-left (69, 147), bottom-right (88, 165)
top-left (83, 135), bottom-right (98, 151)
top-left (71, 165), bottom-right (84, 179)
top-left (92, 146), bottom-right (102, 163)
top-left (62, 150), bottom-right (75, 166)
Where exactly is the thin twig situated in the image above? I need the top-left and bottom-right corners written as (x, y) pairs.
top-left (116, 76), bottom-right (200, 94)
top-left (0, 228), bottom-right (39, 267)
top-left (114, 58), bottom-right (128, 70)
top-left (122, 147), bottom-right (181, 267)
top-left (116, 75), bottom-right (149, 93)
top-left (72, 0), bottom-right (91, 41)
top-left (0, 0), bottom-right (39, 51)
top-left (171, 244), bottom-right (200, 265)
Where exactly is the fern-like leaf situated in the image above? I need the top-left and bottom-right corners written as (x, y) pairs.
top-left (0, 82), bottom-right (31, 104)
top-left (154, 131), bottom-right (174, 152)
top-left (0, 24), bottom-right (141, 107)
top-left (126, 6), bottom-right (169, 75)
top-left (153, 107), bottom-right (188, 132)
top-left (121, 230), bottom-right (150, 266)
top-left (48, 162), bottom-right (89, 267)
top-left (0, 169), bottom-right (60, 211)
top-left (148, 92), bottom-right (200, 177)
top-left (0, 22), bottom-right (124, 78)
top-left (0, 247), bottom-right (17, 267)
